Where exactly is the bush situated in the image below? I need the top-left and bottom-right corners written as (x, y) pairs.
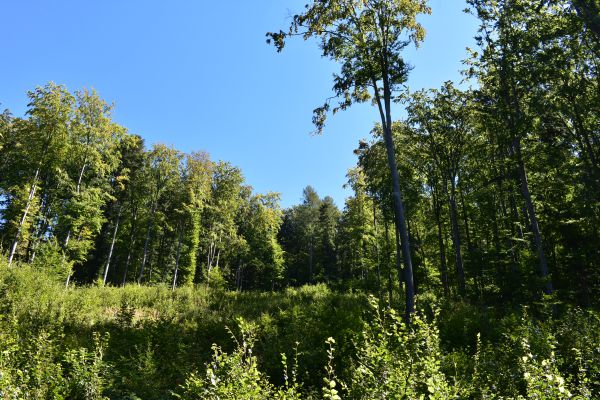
top-left (176, 318), bottom-right (302, 400)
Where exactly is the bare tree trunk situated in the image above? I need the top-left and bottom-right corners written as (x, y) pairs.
top-left (26, 175), bottom-right (52, 262)
top-left (103, 207), bottom-right (121, 285)
top-left (448, 177), bottom-right (466, 295)
top-left (459, 185), bottom-right (473, 252)
top-left (65, 231), bottom-right (83, 288)
top-left (138, 203), bottom-right (156, 283)
top-left (122, 209), bottom-right (138, 286)
top-left (514, 138), bottom-right (552, 294)
top-left (384, 219), bottom-right (393, 307)
top-left (235, 261), bottom-right (243, 291)
top-left (395, 224), bottom-right (402, 286)
top-left (432, 187), bottom-right (449, 296)
top-left (206, 240), bottom-right (216, 285)
top-left (8, 167), bottom-right (40, 267)
top-left (373, 201), bottom-right (381, 299)
top-left (172, 222), bottom-right (184, 291)
top-left (148, 234), bottom-right (166, 283)
top-left (63, 161), bottom-right (87, 287)
top-left (371, 74), bottom-right (414, 322)
top-left (384, 130), bottom-right (415, 320)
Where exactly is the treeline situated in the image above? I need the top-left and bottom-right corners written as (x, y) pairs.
top-left (0, 83), bottom-right (284, 290)
top-left (1, 0), bottom-right (599, 312)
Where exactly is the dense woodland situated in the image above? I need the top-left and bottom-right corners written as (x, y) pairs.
top-left (0, 0), bottom-right (599, 399)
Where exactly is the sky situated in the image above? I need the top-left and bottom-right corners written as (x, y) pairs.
top-left (0, 0), bottom-right (479, 209)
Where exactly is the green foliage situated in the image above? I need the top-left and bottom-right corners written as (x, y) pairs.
top-left (0, 264), bottom-right (598, 397)
top-left (30, 237), bottom-right (73, 281)
top-left (176, 320), bottom-right (276, 400)
top-left (347, 298), bottom-right (454, 399)
top-left (64, 333), bottom-right (110, 400)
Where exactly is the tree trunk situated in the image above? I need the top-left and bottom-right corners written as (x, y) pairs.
top-left (235, 261), bottom-right (243, 291)
top-left (448, 176), bottom-right (466, 296)
top-left (103, 207), bottom-right (121, 285)
top-left (432, 187), bottom-right (449, 296)
top-left (459, 185), bottom-right (473, 252)
top-left (122, 209), bottom-right (138, 286)
top-left (514, 138), bottom-right (553, 294)
top-left (8, 167), bottom-right (41, 267)
top-left (172, 222), bottom-right (184, 290)
top-left (381, 123), bottom-right (414, 319)
top-left (373, 201), bottom-right (381, 299)
top-left (206, 240), bottom-right (216, 285)
top-left (138, 204), bottom-right (156, 283)
top-left (371, 72), bottom-right (414, 322)
top-left (63, 161), bottom-right (88, 287)
top-left (384, 219), bottom-right (393, 307)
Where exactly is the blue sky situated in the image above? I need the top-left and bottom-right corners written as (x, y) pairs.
top-left (1, 0), bottom-right (478, 208)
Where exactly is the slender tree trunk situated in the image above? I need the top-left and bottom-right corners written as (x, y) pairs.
top-left (459, 185), bottom-right (473, 252)
top-left (8, 167), bottom-right (41, 267)
top-left (514, 138), bottom-right (552, 294)
top-left (508, 186), bottom-right (525, 242)
top-left (152, 233), bottom-right (169, 283)
top-left (395, 225), bottom-right (402, 285)
top-left (381, 123), bottom-right (414, 318)
top-left (448, 177), bottom-right (466, 295)
top-left (103, 207), bottom-right (121, 285)
top-left (371, 74), bottom-right (414, 322)
top-left (236, 261), bottom-right (243, 291)
top-left (172, 222), bottom-right (184, 290)
top-left (500, 37), bottom-right (553, 295)
top-left (26, 175), bottom-right (52, 262)
top-left (499, 180), bottom-right (520, 282)
top-left (63, 161), bottom-right (88, 287)
top-left (122, 209), bottom-right (138, 286)
top-left (138, 204), bottom-right (156, 283)
top-left (432, 187), bottom-right (449, 296)
top-left (206, 240), bottom-right (216, 285)
top-left (207, 241), bottom-right (214, 273)
top-left (373, 201), bottom-right (381, 299)
top-left (384, 219), bottom-right (393, 307)
top-left (28, 188), bottom-right (52, 264)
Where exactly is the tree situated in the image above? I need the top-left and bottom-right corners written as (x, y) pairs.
top-left (173, 151), bottom-right (213, 288)
top-left (268, 0), bottom-right (431, 321)
top-left (467, 0), bottom-right (556, 295)
top-left (137, 144), bottom-right (183, 283)
top-left (200, 162), bottom-right (246, 287)
top-left (407, 82), bottom-right (474, 295)
top-left (5, 83), bottom-right (73, 267)
top-left (237, 192), bottom-right (285, 290)
top-left (62, 89), bottom-right (124, 286)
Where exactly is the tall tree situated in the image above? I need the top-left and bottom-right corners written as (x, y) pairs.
top-left (173, 151), bottom-right (213, 288)
top-left (268, 0), bottom-right (431, 321)
top-left (62, 89), bottom-right (124, 285)
top-left (5, 83), bottom-right (73, 267)
top-left (407, 82), bottom-right (474, 295)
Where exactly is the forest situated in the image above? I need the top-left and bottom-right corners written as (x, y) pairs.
top-left (0, 0), bottom-right (599, 399)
